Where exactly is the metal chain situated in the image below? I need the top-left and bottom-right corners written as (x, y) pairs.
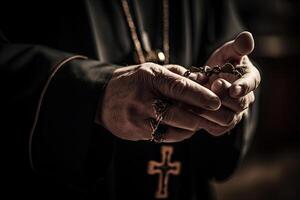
top-left (121, 0), bottom-right (169, 64)
top-left (162, 0), bottom-right (169, 64)
top-left (121, 0), bottom-right (146, 63)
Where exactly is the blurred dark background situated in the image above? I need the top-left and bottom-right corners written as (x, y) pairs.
top-left (214, 0), bottom-right (300, 199)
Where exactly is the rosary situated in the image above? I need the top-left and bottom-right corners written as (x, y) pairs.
top-left (184, 62), bottom-right (247, 78)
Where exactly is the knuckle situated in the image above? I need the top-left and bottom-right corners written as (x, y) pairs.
top-left (136, 66), bottom-right (154, 84)
top-left (138, 63), bottom-right (166, 90)
top-left (138, 65), bottom-right (150, 74)
top-left (169, 78), bottom-right (187, 96)
top-left (251, 93), bottom-right (256, 103)
top-left (243, 84), bottom-right (250, 95)
top-left (139, 62), bottom-right (163, 76)
top-left (167, 64), bottom-right (186, 73)
top-left (138, 63), bottom-right (155, 75)
top-left (146, 62), bottom-right (163, 73)
top-left (238, 97), bottom-right (248, 111)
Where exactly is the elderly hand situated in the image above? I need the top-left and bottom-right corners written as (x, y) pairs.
top-left (98, 62), bottom-right (228, 142)
top-left (206, 31), bottom-right (260, 96)
top-left (188, 32), bottom-right (261, 135)
top-left (98, 32), bottom-right (261, 142)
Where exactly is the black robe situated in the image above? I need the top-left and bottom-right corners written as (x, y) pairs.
top-left (0, 0), bottom-right (256, 199)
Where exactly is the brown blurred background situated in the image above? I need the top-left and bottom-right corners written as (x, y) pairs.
top-left (213, 0), bottom-right (300, 199)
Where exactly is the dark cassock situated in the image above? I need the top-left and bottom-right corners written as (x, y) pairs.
top-left (0, 0), bottom-right (257, 199)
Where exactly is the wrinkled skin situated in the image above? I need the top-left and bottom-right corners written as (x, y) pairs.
top-left (98, 32), bottom-right (261, 142)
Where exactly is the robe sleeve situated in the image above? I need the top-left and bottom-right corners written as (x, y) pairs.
top-left (0, 43), bottom-right (119, 186)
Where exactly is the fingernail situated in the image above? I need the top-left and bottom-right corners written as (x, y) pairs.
top-left (215, 80), bottom-right (223, 90)
top-left (207, 96), bottom-right (221, 110)
top-left (232, 85), bottom-right (242, 97)
top-left (211, 79), bottom-right (223, 93)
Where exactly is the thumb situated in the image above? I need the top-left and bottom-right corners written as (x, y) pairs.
top-left (207, 31), bottom-right (255, 66)
top-left (233, 31), bottom-right (255, 58)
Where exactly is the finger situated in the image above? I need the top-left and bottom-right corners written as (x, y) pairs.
top-left (144, 111), bottom-right (237, 141)
top-left (179, 102), bottom-right (241, 132)
top-left (148, 99), bottom-right (228, 132)
top-left (198, 116), bottom-right (238, 137)
top-left (162, 117), bottom-right (233, 141)
top-left (197, 106), bottom-right (238, 127)
top-left (157, 105), bottom-right (208, 132)
top-left (233, 31), bottom-right (255, 58)
top-left (210, 78), bottom-right (230, 98)
top-left (165, 64), bottom-right (208, 84)
top-left (223, 31), bottom-right (254, 61)
top-left (153, 112), bottom-right (242, 139)
top-left (229, 63), bottom-right (261, 98)
top-left (229, 91), bottom-right (255, 113)
top-left (207, 31), bottom-right (255, 66)
top-left (211, 78), bottom-right (255, 113)
top-left (152, 66), bottom-right (221, 110)
top-left (205, 111), bottom-right (244, 136)
top-left (163, 127), bottom-right (195, 143)
top-left (223, 92), bottom-right (254, 113)
top-left (249, 91), bottom-right (255, 104)
top-left (208, 72), bottom-right (239, 86)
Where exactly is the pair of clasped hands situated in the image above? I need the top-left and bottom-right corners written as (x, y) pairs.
top-left (99, 32), bottom-right (261, 142)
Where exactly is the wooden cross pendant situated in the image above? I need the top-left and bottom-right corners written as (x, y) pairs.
top-left (147, 146), bottom-right (181, 199)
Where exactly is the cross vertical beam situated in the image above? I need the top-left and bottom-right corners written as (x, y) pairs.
top-left (148, 146), bottom-right (181, 199)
